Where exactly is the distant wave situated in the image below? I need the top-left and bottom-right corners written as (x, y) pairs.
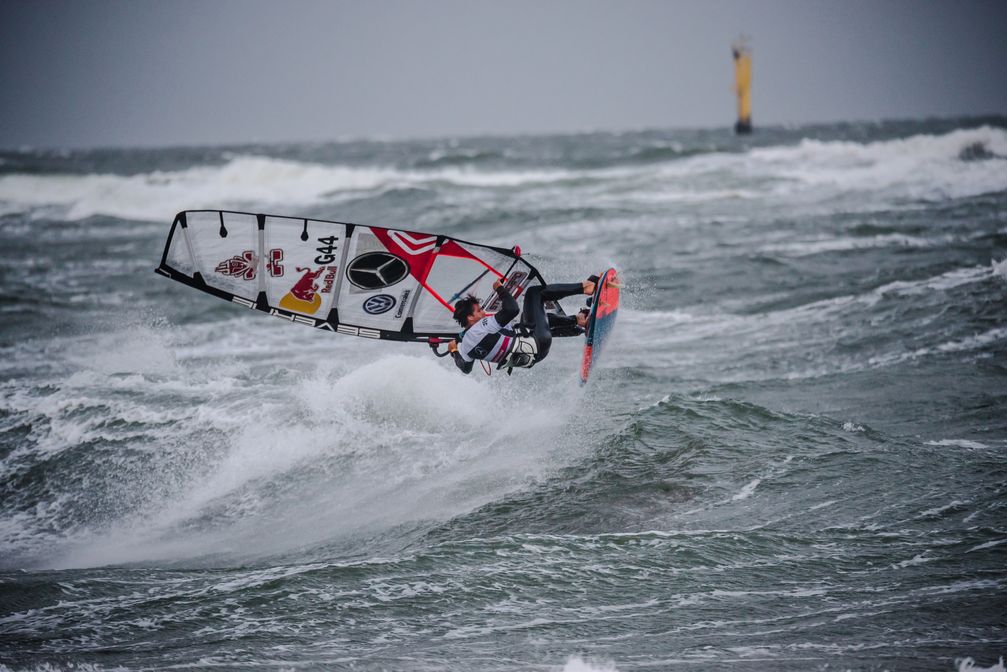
top-left (0, 126), bottom-right (1004, 222)
top-left (0, 156), bottom-right (582, 222)
top-left (744, 125), bottom-right (1007, 201)
top-left (412, 147), bottom-right (505, 168)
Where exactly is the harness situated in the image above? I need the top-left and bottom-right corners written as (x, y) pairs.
top-left (456, 322), bottom-right (541, 375)
top-left (497, 336), bottom-right (538, 374)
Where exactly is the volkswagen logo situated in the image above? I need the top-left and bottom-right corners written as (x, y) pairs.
top-left (362, 294), bottom-right (396, 315)
top-left (346, 252), bottom-right (409, 290)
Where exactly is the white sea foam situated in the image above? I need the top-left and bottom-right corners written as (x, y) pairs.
top-left (0, 156), bottom-right (393, 221)
top-left (68, 323), bottom-right (179, 375)
top-left (875, 264), bottom-right (993, 297)
top-left (0, 665), bottom-right (130, 672)
top-left (993, 256), bottom-right (1007, 281)
top-left (1, 127), bottom-right (1003, 224)
top-left (747, 125), bottom-right (1007, 202)
top-left (926, 439), bottom-right (990, 450)
top-left (27, 350), bottom-right (579, 569)
top-left (891, 551), bottom-right (933, 569)
top-left (935, 327), bottom-right (1007, 354)
top-left (966, 539), bottom-right (1007, 553)
top-left (758, 232), bottom-right (947, 257)
top-left (917, 500), bottom-right (966, 518)
top-left (866, 328), bottom-right (1007, 370)
top-left (0, 155), bottom-right (576, 222)
top-left (958, 656), bottom-right (1006, 672)
top-left (732, 478), bottom-right (761, 501)
top-left (559, 656), bottom-right (620, 672)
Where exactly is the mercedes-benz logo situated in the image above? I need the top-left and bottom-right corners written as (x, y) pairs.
top-left (346, 252), bottom-right (409, 289)
top-left (362, 294), bottom-right (396, 315)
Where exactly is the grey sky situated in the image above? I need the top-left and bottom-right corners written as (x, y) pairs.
top-left (2, 0), bottom-right (1005, 149)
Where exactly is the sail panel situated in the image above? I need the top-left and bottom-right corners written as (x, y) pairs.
top-left (186, 211), bottom-right (260, 301)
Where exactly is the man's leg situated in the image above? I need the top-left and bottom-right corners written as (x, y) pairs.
top-left (547, 312), bottom-right (581, 338)
top-left (521, 285), bottom-right (554, 362)
top-left (521, 281), bottom-right (590, 360)
top-left (538, 283), bottom-right (585, 302)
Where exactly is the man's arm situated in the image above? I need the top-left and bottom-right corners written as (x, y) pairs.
top-left (451, 350), bottom-right (473, 374)
top-left (449, 340), bottom-right (473, 374)
top-left (493, 282), bottom-right (520, 326)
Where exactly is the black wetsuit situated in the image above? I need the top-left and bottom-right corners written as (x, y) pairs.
top-left (451, 283), bottom-right (584, 374)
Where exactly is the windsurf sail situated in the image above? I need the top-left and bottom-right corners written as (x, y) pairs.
top-left (155, 210), bottom-right (562, 341)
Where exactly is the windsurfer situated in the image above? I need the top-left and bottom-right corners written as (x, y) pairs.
top-left (448, 276), bottom-right (597, 374)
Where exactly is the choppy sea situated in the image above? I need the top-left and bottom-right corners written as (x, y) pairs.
top-left (1, 118), bottom-right (1006, 671)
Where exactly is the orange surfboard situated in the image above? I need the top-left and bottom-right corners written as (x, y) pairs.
top-left (579, 268), bottom-right (620, 385)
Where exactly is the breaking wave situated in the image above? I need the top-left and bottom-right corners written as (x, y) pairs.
top-left (745, 125), bottom-right (1007, 201)
top-left (0, 156), bottom-right (577, 222)
top-left (0, 342), bottom-right (580, 569)
top-left (0, 126), bottom-right (1004, 222)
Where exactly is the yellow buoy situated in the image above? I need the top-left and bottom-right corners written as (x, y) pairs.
top-left (733, 38), bottom-right (752, 134)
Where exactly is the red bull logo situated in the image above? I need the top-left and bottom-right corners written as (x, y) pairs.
top-left (320, 267), bottom-right (338, 294)
top-left (279, 266), bottom-right (329, 314)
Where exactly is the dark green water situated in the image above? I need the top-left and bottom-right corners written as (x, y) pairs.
top-left (1, 118), bottom-right (1006, 671)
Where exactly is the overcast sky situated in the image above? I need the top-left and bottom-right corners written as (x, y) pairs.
top-left (1, 0), bottom-right (1005, 149)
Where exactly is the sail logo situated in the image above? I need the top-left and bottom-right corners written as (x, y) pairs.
top-left (215, 251), bottom-right (256, 280)
top-left (279, 266), bottom-right (332, 315)
top-left (362, 294), bottom-right (396, 315)
top-left (484, 271), bottom-right (527, 311)
top-left (266, 249), bottom-right (284, 277)
top-left (388, 231), bottom-right (437, 255)
top-left (215, 249), bottom-right (284, 280)
top-left (394, 289), bottom-right (411, 318)
top-left (346, 252), bottom-right (410, 290)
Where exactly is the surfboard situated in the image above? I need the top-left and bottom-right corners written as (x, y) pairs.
top-left (579, 268), bottom-right (621, 385)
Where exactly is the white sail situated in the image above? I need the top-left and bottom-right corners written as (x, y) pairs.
top-left (156, 210), bottom-right (560, 341)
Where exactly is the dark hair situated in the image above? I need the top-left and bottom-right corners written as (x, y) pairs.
top-left (453, 295), bottom-right (481, 327)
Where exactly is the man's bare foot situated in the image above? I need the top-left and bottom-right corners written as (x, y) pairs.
top-left (583, 275), bottom-right (599, 295)
top-left (577, 310), bottom-right (589, 329)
